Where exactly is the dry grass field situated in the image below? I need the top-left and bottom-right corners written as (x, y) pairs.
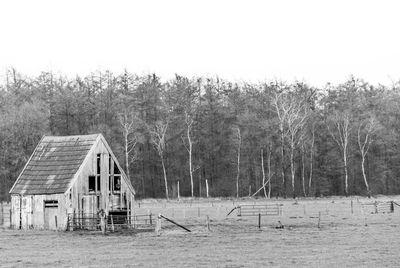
top-left (1, 196), bottom-right (400, 267)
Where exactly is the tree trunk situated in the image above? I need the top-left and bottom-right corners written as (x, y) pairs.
top-left (267, 144), bottom-right (272, 198)
top-left (301, 144), bottom-right (306, 197)
top-left (187, 126), bottom-right (194, 197)
top-left (290, 142), bottom-right (296, 199)
top-left (361, 156), bottom-right (370, 198)
top-left (308, 126), bottom-right (315, 196)
top-left (236, 128), bottom-right (241, 199)
top-left (343, 150), bottom-right (348, 197)
top-left (280, 128), bottom-right (286, 198)
top-left (161, 155), bottom-right (169, 200)
top-left (124, 131), bottom-right (130, 181)
top-left (261, 149), bottom-right (267, 198)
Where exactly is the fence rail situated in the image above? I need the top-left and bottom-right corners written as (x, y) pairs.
top-left (67, 213), bottom-right (155, 231)
top-left (237, 204), bottom-right (282, 217)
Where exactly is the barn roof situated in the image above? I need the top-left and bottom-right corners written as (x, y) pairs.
top-left (10, 134), bottom-right (100, 195)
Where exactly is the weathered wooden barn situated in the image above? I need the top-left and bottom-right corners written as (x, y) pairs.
top-left (9, 134), bottom-right (135, 230)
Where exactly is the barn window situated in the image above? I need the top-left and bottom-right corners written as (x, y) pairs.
top-left (114, 162), bottom-right (120, 174)
top-left (96, 154), bottom-right (101, 174)
top-left (44, 200), bottom-right (58, 208)
top-left (89, 176), bottom-right (96, 192)
top-left (114, 176), bottom-right (121, 191)
top-left (97, 175), bottom-right (101, 191)
top-left (112, 162), bottom-right (121, 192)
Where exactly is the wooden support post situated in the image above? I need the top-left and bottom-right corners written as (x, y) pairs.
top-left (258, 213), bottom-right (261, 229)
top-left (206, 179), bottom-right (209, 198)
top-left (150, 213), bottom-right (153, 226)
top-left (206, 215), bottom-right (210, 231)
top-left (111, 216), bottom-right (115, 232)
top-left (55, 216), bottom-right (58, 231)
top-left (318, 212), bottom-right (321, 229)
top-left (390, 201), bottom-right (394, 213)
top-left (374, 201), bottom-right (378, 214)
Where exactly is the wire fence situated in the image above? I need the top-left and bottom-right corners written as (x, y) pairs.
top-left (67, 213), bottom-right (155, 231)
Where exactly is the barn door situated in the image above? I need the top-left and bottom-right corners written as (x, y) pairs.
top-left (44, 200), bottom-right (58, 230)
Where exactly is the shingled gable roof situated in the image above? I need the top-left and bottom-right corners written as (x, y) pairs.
top-left (9, 134), bottom-right (134, 195)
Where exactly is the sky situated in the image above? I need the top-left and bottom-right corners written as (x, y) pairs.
top-left (0, 0), bottom-right (399, 87)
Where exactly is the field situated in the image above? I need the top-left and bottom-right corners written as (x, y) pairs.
top-left (1, 196), bottom-right (400, 267)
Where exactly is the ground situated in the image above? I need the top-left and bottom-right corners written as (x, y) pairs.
top-left (1, 196), bottom-right (400, 267)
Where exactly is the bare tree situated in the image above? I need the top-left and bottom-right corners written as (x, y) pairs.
top-left (286, 101), bottom-right (309, 198)
top-left (272, 90), bottom-right (290, 197)
top-left (327, 112), bottom-right (352, 196)
top-left (149, 120), bottom-right (169, 200)
top-left (357, 117), bottom-right (377, 198)
top-left (118, 113), bottom-right (140, 181)
top-left (181, 110), bottom-right (195, 197)
top-left (273, 88), bottom-right (310, 198)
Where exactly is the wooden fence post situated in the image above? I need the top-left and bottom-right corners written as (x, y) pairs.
top-left (0, 202), bottom-right (3, 226)
top-left (55, 216), bottom-right (58, 231)
top-left (155, 214), bottom-right (161, 236)
top-left (258, 213), bottom-right (261, 229)
top-left (206, 215), bottom-right (210, 231)
top-left (351, 200), bottom-right (353, 214)
top-left (318, 212), bottom-right (321, 229)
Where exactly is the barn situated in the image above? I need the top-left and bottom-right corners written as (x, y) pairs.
top-left (9, 134), bottom-right (135, 230)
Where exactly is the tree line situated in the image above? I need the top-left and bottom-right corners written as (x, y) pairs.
top-left (1, 69), bottom-right (400, 201)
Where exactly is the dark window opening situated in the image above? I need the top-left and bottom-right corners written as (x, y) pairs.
top-left (109, 176), bottom-right (112, 191)
top-left (108, 155), bottom-right (111, 171)
top-left (114, 176), bottom-right (121, 191)
top-left (96, 154), bottom-right (101, 175)
top-left (44, 200), bottom-right (58, 208)
top-left (114, 162), bottom-right (120, 174)
top-left (97, 195), bottom-right (100, 209)
top-left (97, 176), bottom-right (101, 191)
top-left (89, 176), bottom-right (96, 192)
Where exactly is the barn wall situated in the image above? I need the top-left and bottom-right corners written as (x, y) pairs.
top-left (11, 194), bottom-right (67, 230)
top-left (70, 139), bottom-right (134, 216)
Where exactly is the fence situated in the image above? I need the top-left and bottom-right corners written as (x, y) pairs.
top-left (0, 202), bottom-right (11, 228)
top-left (67, 213), bottom-right (155, 231)
top-left (362, 201), bottom-right (394, 214)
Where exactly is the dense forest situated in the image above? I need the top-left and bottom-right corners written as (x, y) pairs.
top-left (1, 69), bottom-right (400, 201)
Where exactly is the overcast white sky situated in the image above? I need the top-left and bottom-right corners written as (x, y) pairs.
top-left (0, 0), bottom-right (399, 87)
